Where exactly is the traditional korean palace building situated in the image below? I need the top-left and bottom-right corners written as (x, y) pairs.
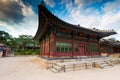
top-left (34, 1), bottom-right (117, 58)
top-left (100, 40), bottom-right (120, 54)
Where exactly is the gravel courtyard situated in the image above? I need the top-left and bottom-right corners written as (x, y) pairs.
top-left (0, 56), bottom-right (120, 80)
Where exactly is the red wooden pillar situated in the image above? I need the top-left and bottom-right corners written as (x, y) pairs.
top-left (42, 42), bottom-right (44, 57)
top-left (87, 35), bottom-right (91, 56)
top-left (39, 43), bottom-right (41, 56)
top-left (46, 40), bottom-right (47, 56)
top-left (48, 35), bottom-right (50, 58)
top-left (43, 40), bottom-right (45, 57)
top-left (84, 43), bottom-right (86, 56)
top-left (41, 42), bottom-right (43, 57)
top-left (98, 40), bottom-right (101, 55)
top-left (72, 37), bottom-right (74, 57)
top-left (53, 33), bottom-right (56, 57)
top-left (43, 41), bottom-right (45, 57)
top-left (88, 39), bottom-right (91, 56)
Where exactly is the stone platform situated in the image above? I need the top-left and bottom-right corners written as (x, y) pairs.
top-left (33, 56), bottom-right (120, 73)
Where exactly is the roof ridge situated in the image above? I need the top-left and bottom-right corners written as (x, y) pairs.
top-left (88, 28), bottom-right (116, 33)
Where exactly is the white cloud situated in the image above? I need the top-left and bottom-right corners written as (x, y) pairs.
top-left (74, 0), bottom-right (103, 6)
top-left (64, 0), bottom-right (120, 40)
top-left (44, 0), bottom-right (55, 7)
top-left (65, 1), bottom-right (100, 28)
top-left (103, 0), bottom-right (120, 13)
top-left (99, 12), bottom-right (120, 29)
top-left (15, 12), bottom-right (38, 37)
top-left (0, 21), bottom-right (15, 32)
top-left (60, 0), bottom-right (70, 4)
top-left (0, 0), bottom-right (38, 37)
top-left (0, 12), bottom-right (38, 38)
top-left (74, 0), bottom-right (87, 5)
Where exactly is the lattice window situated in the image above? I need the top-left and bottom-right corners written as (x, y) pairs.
top-left (90, 43), bottom-right (98, 52)
top-left (56, 42), bottom-right (72, 52)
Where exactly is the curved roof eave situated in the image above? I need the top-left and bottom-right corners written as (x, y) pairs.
top-left (34, 1), bottom-right (117, 40)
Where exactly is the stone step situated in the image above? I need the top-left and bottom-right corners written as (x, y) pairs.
top-left (103, 66), bottom-right (113, 69)
top-left (95, 61), bottom-right (113, 69)
top-left (100, 63), bottom-right (109, 67)
top-left (50, 68), bottom-right (58, 73)
top-left (97, 61), bottom-right (105, 63)
top-left (97, 62), bottom-right (106, 64)
top-left (105, 61), bottom-right (114, 66)
top-left (53, 65), bottom-right (62, 71)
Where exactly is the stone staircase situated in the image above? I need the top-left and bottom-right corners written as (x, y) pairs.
top-left (49, 57), bottom-right (120, 73)
top-left (50, 63), bottom-right (64, 73)
top-left (50, 61), bottom-right (93, 73)
top-left (95, 60), bottom-right (113, 69)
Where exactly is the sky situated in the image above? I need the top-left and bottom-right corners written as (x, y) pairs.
top-left (0, 0), bottom-right (120, 40)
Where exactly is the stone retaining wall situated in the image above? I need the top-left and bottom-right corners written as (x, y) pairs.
top-left (33, 57), bottom-right (120, 71)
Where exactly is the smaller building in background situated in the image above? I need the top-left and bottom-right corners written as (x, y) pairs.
top-left (0, 43), bottom-right (7, 57)
top-left (0, 43), bottom-right (14, 57)
top-left (100, 40), bottom-right (120, 54)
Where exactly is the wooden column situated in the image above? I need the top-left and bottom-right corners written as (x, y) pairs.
top-left (97, 36), bottom-right (100, 55)
top-left (71, 32), bottom-right (75, 57)
top-left (72, 36), bottom-right (74, 57)
top-left (88, 40), bottom-right (90, 56)
top-left (48, 35), bottom-right (50, 58)
top-left (40, 42), bottom-right (41, 57)
top-left (98, 41), bottom-right (100, 55)
top-left (42, 41), bottom-right (44, 57)
top-left (53, 33), bottom-right (56, 57)
top-left (43, 39), bottom-right (46, 57)
top-left (87, 35), bottom-right (90, 56)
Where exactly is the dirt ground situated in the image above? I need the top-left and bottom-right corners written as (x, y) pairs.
top-left (0, 56), bottom-right (120, 80)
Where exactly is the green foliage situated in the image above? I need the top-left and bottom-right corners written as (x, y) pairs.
top-left (0, 31), bottom-right (14, 46)
top-left (17, 49), bottom-right (39, 55)
top-left (0, 31), bottom-right (39, 55)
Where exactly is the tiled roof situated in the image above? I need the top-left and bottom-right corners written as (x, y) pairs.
top-left (34, 1), bottom-right (117, 40)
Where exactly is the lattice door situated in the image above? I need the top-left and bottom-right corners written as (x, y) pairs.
top-left (78, 42), bottom-right (86, 56)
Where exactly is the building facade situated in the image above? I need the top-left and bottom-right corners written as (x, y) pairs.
top-left (34, 1), bottom-right (116, 58)
top-left (100, 40), bottom-right (120, 54)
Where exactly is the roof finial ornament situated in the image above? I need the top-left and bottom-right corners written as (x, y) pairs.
top-left (78, 24), bottom-right (80, 26)
top-left (41, 0), bottom-right (44, 3)
top-left (40, 0), bottom-right (45, 7)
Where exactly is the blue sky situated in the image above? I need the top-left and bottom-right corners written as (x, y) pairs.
top-left (0, 0), bottom-right (120, 40)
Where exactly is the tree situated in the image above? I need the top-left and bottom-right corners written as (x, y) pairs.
top-left (108, 37), bottom-right (116, 41)
top-left (0, 31), bottom-right (14, 46)
top-left (0, 31), bottom-right (39, 55)
top-left (16, 35), bottom-right (39, 51)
